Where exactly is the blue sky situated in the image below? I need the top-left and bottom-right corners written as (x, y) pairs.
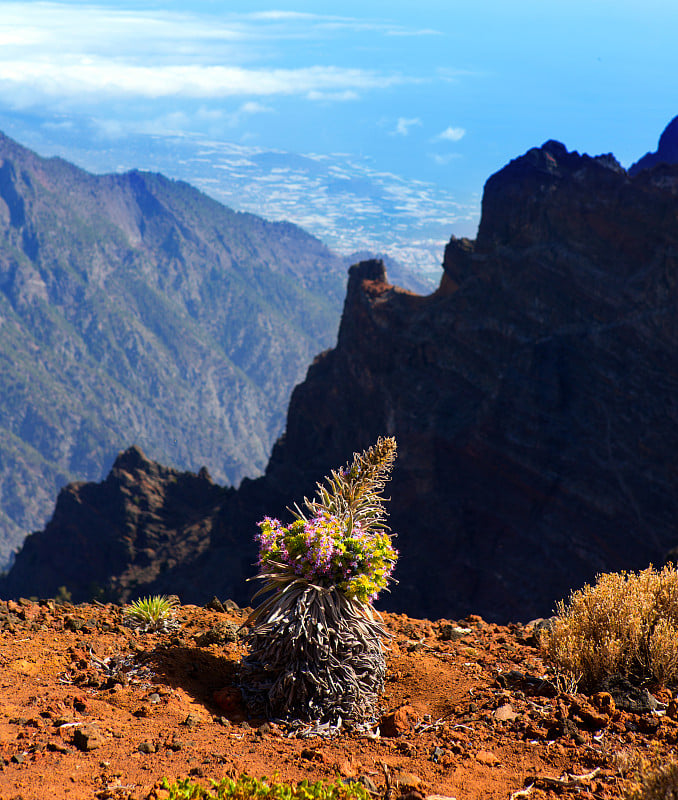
top-left (0, 0), bottom-right (677, 267)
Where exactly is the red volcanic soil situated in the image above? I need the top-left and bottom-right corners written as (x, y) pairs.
top-left (0, 599), bottom-right (673, 799)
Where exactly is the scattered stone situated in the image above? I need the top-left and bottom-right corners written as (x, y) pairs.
top-left (166, 738), bottom-right (184, 752)
top-left (11, 752), bottom-right (25, 764)
top-left (72, 696), bottom-right (89, 713)
top-left (224, 599), bottom-right (241, 613)
top-left (494, 703), bottom-right (519, 722)
top-left (47, 741), bottom-right (68, 753)
top-left (430, 745), bottom-right (445, 763)
top-left (359, 776), bottom-right (378, 794)
top-left (73, 724), bottom-right (103, 751)
top-left (338, 758), bottom-right (358, 779)
top-left (301, 747), bottom-right (325, 763)
top-left (592, 692), bottom-right (616, 717)
top-left (395, 771), bottom-right (423, 790)
top-left (148, 693), bottom-right (161, 704)
top-left (475, 750), bottom-right (500, 766)
top-left (195, 622), bottom-right (239, 646)
top-left (212, 687), bottom-right (244, 716)
top-left (205, 596), bottom-right (225, 612)
top-left (549, 718), bottom-right (586, 745)
top-left (19, 603), bottom-right (41, 622)
top-left (439, 624), bottom-right (472, 641)
top-left (568, 697), bottom-right (609, 730)
top-left (598, 676), bottom-right (660, 713)
top-left (64, 616), bottom-right (86, 632)
top-left (380, 704), bottom-right (418, 737)
top-left (181, 714), bottom-right (201, 728)
top-left (138, 741), bottom-right (155, 754)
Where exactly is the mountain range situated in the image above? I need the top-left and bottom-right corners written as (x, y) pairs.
top-left (5, 121), bottom-right (678, 623)
top-left (0, 131), bottom-right (427, 567)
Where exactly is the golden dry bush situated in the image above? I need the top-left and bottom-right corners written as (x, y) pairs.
top-left (542, 565), bottom-right (678, 691)
top-left (625, 760), bottom-right (678, 800)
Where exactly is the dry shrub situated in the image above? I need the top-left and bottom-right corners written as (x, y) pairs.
top-left (625, 760), bottom-right (678, 800)
top-left (542, 565), bottom-right (678, 691)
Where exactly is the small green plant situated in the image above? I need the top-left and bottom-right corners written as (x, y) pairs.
top-left (242, 437), bottom-right (398, 733)
top-left (542, 564), bottom-right (678, 691)
top-left (55, 585), bottom-right (72, 605)
top-left (159, 774), bottom-right (372, 800)
top-left (123, 594), bottom-right (179, 633)
top-left (624, 759), bottom-right (678, 800)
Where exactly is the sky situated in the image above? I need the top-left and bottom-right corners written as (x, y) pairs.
top-left (0, 0), bottom-right (677, 273)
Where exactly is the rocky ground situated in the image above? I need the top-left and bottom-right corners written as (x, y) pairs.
top-left (0, 598), bottom-right (674, 800)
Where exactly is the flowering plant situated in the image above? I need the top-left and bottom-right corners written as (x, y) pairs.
top-left (254, 436), bottom-right (398, 606)
top-left (242, 436), bottom-right (397, 732)
top-left (256, 512), bottom-right (397, 603)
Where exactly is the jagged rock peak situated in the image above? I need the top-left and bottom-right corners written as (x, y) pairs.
top-left (348, 258), bottom-right (388, 284)
top-left (111, 444), bottom-right (154, 473)
top-left (629, 115), bottom-right (678, 175)
top-left (475, 139), bottom-right (631, 256)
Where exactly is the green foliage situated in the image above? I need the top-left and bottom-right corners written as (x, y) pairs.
top-left (123, 594), bottom-right (179, 633)
top-left (542, 564), bottom-right (678, 690)
top-left (160, 774), bottom-right (371, 800)
top-left (54, 585), bottom-right (72, 605)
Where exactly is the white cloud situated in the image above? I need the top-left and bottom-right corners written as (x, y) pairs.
top-left (239, 101), bottom-right (272, 115)
top-left (386, 29), bottom-right (441, 37)
top-left (430, 153), bottom-right (463, 165)
top-left (0, 3), bottom-right (416, 112)
top-left (435, 126), bottom-right (466, 142)
top-left (393, 117), bottom-right (422, 136)
top-left (307, 90), bottom-right (359, 102)
top-left (0, 59), bottom-right (403, 103)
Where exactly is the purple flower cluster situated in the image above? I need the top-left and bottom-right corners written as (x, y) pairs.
top-left (255, 512), bottom-right (398, 604)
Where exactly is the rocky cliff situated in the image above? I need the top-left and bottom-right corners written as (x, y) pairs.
top-left (6, 138), bottom-right (678, 623)
top-left (629, 115), bottom-right (678, 174)
top-left (0, 446), bottom-right (232, 602)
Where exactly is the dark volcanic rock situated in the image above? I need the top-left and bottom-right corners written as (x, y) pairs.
top-left (629, 115), bottom-right (678, 175)
top-left (0, 446), bottom-right (232, 603)
top-left (232, 140), bottom-right (678, 622)
top-left (7, 139), bottom-right (678, 622)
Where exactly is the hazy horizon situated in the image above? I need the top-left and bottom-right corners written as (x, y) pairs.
top-left (1, 1), bottom-right (676, 269)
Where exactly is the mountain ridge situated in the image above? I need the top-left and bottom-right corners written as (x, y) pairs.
top-left (0, 130), bottom-right (354, 565)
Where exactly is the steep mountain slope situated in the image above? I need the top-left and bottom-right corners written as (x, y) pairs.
top-left (629, 115), bottom-right (678, 174)
top-left (9, 138), bottom-right (678, 624)
top-left (0, 131), bottom-right (348, 565)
